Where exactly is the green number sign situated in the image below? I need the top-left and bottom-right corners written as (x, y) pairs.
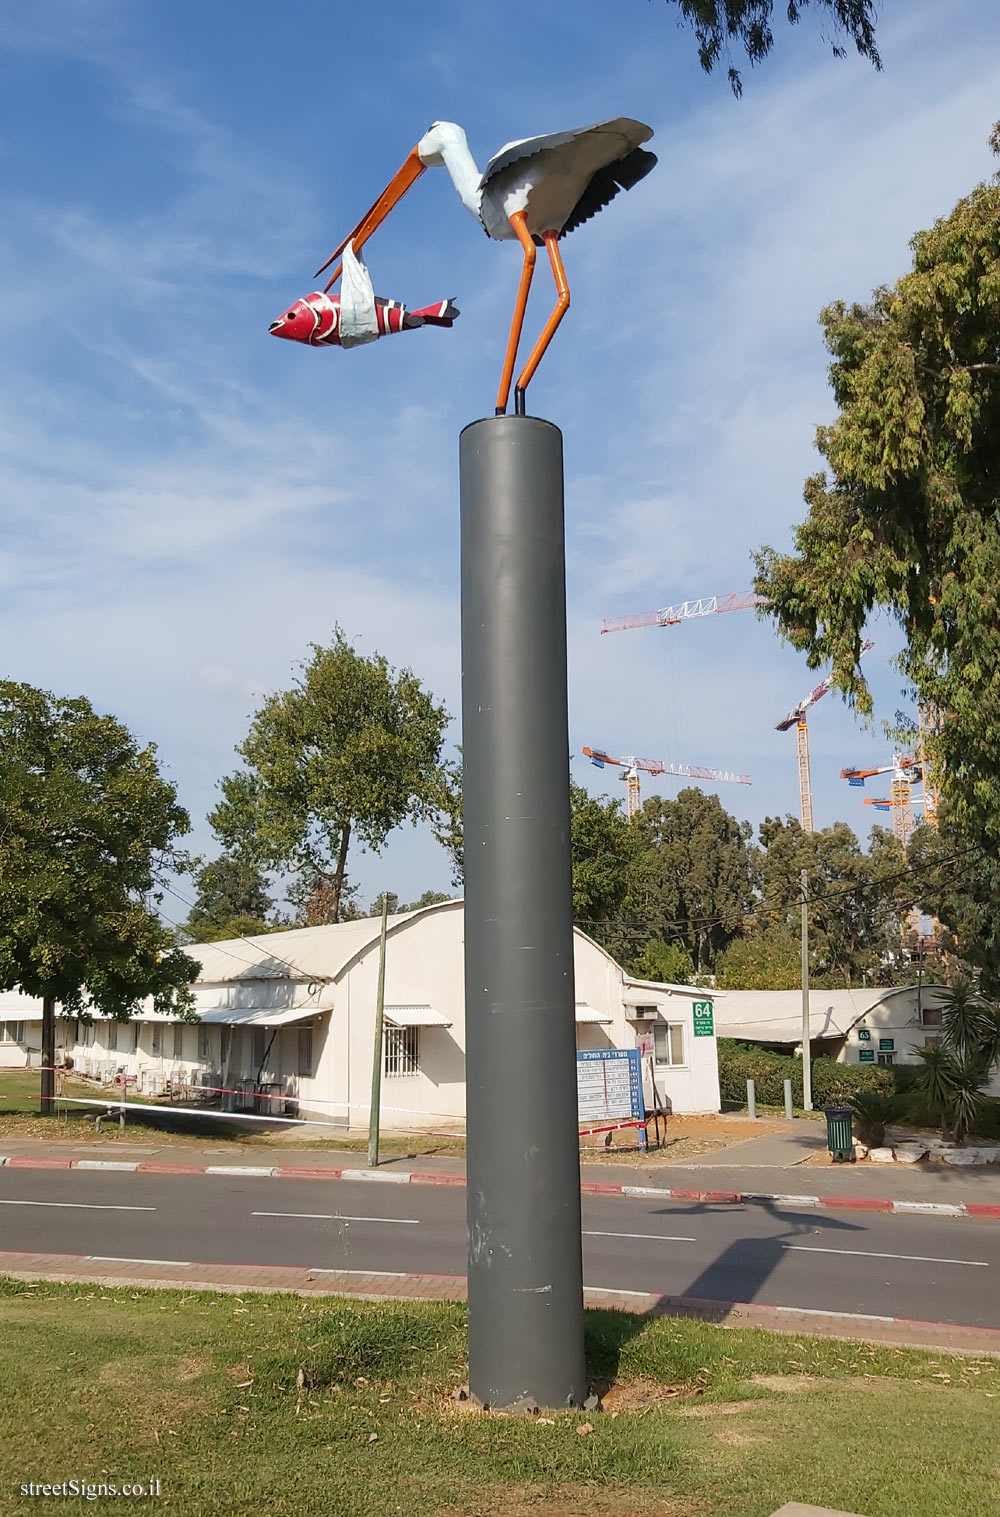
top-left (857, 1028), bottom-right (871, 1042)
top-left (692, 1000), bottom-right (714, 1037)
top-left (859, 1049), bottom-right (875, 1063)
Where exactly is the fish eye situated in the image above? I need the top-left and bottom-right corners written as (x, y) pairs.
top-left (286, 312), bottom-right (297, 321)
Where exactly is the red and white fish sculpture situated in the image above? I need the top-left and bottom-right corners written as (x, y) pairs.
top-left (269, 290), bottom-right (459, 347)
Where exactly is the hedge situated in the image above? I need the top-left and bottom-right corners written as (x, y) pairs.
top-left (718, 1039), bottom-right (893, 1107)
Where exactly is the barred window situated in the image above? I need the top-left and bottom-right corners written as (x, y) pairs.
top-left (298, 1027), bottom-right (313, 1078)
top-left (384, 1026), bottom-right (419, 1077)
top-left (151, 1025), bottom-right (163, 1056)
top-left (197, 1025), bottom-right (210, 1062)
top-left (653, 1023), bottom-right (686, 1067)
top-left (173, 1025), bottom-right (184, 1060)
top-left (107, 1022), bottom-right (118, 1052)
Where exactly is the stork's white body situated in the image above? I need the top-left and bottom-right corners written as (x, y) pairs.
top-left (314, 115), bottom-right (655, 410)
top-left (416, 118), bottom-right (655, 241)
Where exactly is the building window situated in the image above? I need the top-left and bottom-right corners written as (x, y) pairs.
top-left (197, 1025), bottom-right (210, 1063)
top-left (924, 1034), bottom-right (942, 1049)
top-left (384, 1026), bottom-right (419, 1077)
top-left (877, 1052), bottom-right (895, 1066)
top-left (653, 1023), bottom-right (685, 1067)
top-left (173, 1025), bottom-right (184, 1060)
top-left (151, 1025), bottom-right (163, 1057)
top-left (128, 1023), bottom-right (139, 1054)
top-left (0, 1021), bottom-right (24, 1044)
top-left (921, 1006), bottom-right (943, 1027)
top-left (298, 1027), bottom-right (313, 1078)
top-left (107, 1022), bottom-right (118, 1052)
top-left (251, 1028), bottom-right (266, 1071)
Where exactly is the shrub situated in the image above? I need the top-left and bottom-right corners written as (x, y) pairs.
top-left (849, 1091), bottom-right (907, 1147)
top-left (717, 1040), bottom-right (892, 1108)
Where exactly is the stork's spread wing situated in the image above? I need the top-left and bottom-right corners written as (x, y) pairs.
top-left (480, 117), bottom-right (653, 190)
top-left (559, 145), bottom-right (657, 238)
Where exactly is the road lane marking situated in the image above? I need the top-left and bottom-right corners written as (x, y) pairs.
top-left (0, 1199), bottom-right (155, 1212)
top-left (583, 1230), bottom-right (696, 1242)
top-left (782, 1244), bottom-right (988, 1267)
top-left (583, 1286), bottom-right (654, 1297)
top-left (252, 1212), bottom-right (419, 1224)
top-left (88, 1257), bottom-right (190, 1266)
top-left (307, 1268), bottom-right (408, 1276)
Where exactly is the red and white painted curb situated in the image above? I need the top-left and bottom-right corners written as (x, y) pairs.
top-left (1, 1153), bottom-right (999, 1219)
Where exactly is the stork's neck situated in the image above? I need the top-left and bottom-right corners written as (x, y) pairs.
top-left (417, 122), bottom-right (482, 220)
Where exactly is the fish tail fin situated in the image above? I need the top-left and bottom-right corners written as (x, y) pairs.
top-left (410, 299), bottom-right (460, 327)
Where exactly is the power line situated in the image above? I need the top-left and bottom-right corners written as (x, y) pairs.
top-left (161, 882), bottom-right (334, 982)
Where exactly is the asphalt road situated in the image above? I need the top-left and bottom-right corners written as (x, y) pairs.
top-left (1, 1168), bottom-right (997, 1328)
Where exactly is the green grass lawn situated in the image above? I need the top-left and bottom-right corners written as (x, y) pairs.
top-left (0, 1281), bottom-right (997, 1517)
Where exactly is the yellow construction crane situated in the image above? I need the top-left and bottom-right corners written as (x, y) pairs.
top-left (775, 641), bottom-right (875, 833)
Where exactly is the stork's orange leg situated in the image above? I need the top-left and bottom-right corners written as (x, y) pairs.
top-left (514, 231), bottom-right (570, 416)
top-left (496, 211), bottom-right (536, 416)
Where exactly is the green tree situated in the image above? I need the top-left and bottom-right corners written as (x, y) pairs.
top-left (570, 783), bottom-right (645, 958)
top-left (632, 939), bottom-right (696, 985)
top-left (668, 0), bottom-right (880, 95)
top-left (756, 816), bottom-right (909, 987)
top-left (754, 129), bottom-right (1000, 841)
top-left (716, 923), bottom-right (801, 989)
top-left (182, 854), bottom-right (274, 944)
top-left (210, 631), bottom-right (451, 925)
top-left (629, 789), bottom-right (756, 974)
top-left (909, 821), bottom-right (1000, 997)
top-left (0, 682), bottom-right (198, 1112)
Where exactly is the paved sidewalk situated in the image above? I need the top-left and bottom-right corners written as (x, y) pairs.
top-left (1, 1246), bottom-right (996, 1358)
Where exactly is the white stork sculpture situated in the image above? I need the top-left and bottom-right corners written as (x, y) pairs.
top-left (315, 118), bottom-right (656, 415)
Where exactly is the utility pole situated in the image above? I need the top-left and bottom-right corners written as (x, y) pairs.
top-left (800, 868), bottom-right (812, 1112)
top-left (367, 893), bottom-right (390, 1168)
top-left (40, 993), bottom-right (56, 1116)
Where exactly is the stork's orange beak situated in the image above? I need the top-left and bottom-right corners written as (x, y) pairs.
top-left (315, 146), bottom-right (427, 292)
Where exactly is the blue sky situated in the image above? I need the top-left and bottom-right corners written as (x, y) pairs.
top-left (2, 0), bottom-right (999, 917)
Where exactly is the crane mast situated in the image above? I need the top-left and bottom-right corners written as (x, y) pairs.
top-left (776, 640), bottom-right (875, 833)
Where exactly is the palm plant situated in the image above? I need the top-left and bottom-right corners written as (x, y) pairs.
top-left (848, 1091), bottom-right (906, 1148)
top-left (939, 977), bottom-right (992, 1061)
top-left (914, 1043), bottom-right (991, 1145)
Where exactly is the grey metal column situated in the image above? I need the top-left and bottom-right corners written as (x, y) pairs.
top-left (460, 414), bottom-right (587, 1411)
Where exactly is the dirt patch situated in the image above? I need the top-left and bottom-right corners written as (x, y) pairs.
top-left (750, 1373), bottom-right (817, 1393)
top-left (433, 1485), bottom-right (699, 1517)
top-left (582, 1113), bottom-right (796, 1165)
top-left (599, 1376), bottom-right (690, 1411)
top-left (714, 1428), bottom-right (766, 1446)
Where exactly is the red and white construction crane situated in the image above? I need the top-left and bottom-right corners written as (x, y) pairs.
top-left (582, 746), bottom-right (751, 820)
top-left (600, 589), bottom-right (766, 635)
top-left (775, 641), bottom-right (875, 834)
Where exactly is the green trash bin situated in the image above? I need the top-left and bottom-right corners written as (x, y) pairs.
top-left (824, 1105), bottom-right (855, 1163)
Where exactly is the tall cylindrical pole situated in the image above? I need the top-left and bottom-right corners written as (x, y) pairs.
top-left (367, 894), bottom-right (389, 1169)
top-left (40, 993), bottom-right (56, 1115)
top-left (800, 868), bottom-right (813, 1112)
top-left (460, 415), bottom-right (587, 1411)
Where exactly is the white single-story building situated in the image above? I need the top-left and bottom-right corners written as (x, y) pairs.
top-left (712, 983), bottom-right (1000, 1094)
top-left (0, 901), bottom-right (722, 1126)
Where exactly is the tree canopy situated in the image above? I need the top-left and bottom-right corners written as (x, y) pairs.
top-left (668, 0), bottom-right (880, 94)
top-left (181, 854), bottom-right (275, 944)
top-left (0, 681), bottom-right (197, 1017)
top-left (754, 129), bottom-right (1000, 841)
top-left (210, 631), bottom-right (452, 924)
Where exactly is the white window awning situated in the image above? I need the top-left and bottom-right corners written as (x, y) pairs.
top-left (575, 1003), bottom-right (613, 1025)
top-left (384, 1004), bottom-right (452, 1028)
top-left (198, 1007), bottom-right (321, 1029)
